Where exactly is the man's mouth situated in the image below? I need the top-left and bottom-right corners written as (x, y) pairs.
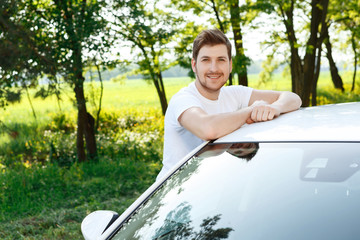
top-left (207, 74), bottom-right (222, 79)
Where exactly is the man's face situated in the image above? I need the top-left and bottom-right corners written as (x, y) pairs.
top-left (192, 44), bottom-right (232, 97)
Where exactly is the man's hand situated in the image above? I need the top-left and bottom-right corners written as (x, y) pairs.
top-left (247, 100), bottom-right (281, 124)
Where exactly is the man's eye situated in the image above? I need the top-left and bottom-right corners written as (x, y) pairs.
top-left (201, 59), bottom-right (209, 62)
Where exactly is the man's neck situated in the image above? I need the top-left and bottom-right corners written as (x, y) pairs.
top-left (194, 80), bottom-right (221, 100)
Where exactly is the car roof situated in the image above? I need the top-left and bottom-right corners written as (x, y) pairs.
top-left (215, 102), bottom-right (360, 143)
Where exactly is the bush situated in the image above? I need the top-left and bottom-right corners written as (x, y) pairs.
top-left (0, 108), bottom-right (164, 168)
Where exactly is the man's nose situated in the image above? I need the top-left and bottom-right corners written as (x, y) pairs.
top-left (209, 60), bottom-right (219, 71)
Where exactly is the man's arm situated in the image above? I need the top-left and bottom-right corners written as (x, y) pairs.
top-left (248, 89), bottom-right (302, 123)
top-left (179, 90), bottom-right (302, 141)
top-left (179, 106), bottom-right (253, 141)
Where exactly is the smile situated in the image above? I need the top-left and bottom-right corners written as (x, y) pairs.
top-left (207, 74), bottom-right (222, 79)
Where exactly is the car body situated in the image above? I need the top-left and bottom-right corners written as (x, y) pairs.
top-left (82, 102), bottom-right (360, 240)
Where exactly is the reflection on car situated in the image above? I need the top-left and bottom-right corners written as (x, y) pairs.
top-left (81, 102), bottom-right (360, 240)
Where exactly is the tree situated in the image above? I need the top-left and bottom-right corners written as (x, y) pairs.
top-left (229, 0), bottom-right (249, 86)
top-left (1, 0), bottom-right (110, 162)
top-left (228, 0), bottom-right (274, 86)
top-left (111, 0), bottom-right (183, 115)
top-left (323, 23), bottom-right (344, 92)
top-left (173, 22), bottom-right (205, 80)
top-left (47, 0), bottom-right (110, 161)
top-left (0, 0), bottom-right (55, 108)
top-left (267, 0), bottom-right (329, 106)
top-left (170, 0), bottom-right (272, 86)
top-left (331, 0), bottom-right (360, 91)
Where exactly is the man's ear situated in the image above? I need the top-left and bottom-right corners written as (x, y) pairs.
top-left (230, 59), bottom-right (233, 72)
top-left (191, 58), bottom-right (196, 73)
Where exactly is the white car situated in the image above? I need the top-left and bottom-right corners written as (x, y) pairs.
top-left (82, 102), bottom-right (360, 240)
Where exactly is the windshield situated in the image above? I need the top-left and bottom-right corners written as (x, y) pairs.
top-left (111, 142), bottom-right (360, 240)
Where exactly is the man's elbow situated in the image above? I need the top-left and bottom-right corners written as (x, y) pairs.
top-left (197, 124), bottom-right (219, 141)
top-left (294, 92), bottom-right (302, 109)
top-left (284, 91), bottom-right (302, 110)
top-left (199, 124), bottom-right (224, 141)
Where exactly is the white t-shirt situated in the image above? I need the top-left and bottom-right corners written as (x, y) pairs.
top-left (157, 82), bottom-right (253, 180)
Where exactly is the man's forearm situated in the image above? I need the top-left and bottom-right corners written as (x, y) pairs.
top-left (202, 107), bottom-right (253, 140)
top-left (179, 106), bottom-right (253, 141)
top-left (271, 91), bottom-right (302, 114)
top-left (249, 91), bottom-right (301, 123)
top-left (180, 91), bottom-right (301, 141)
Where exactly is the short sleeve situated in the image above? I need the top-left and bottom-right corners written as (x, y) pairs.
top-left (221, 85), bottom-right (253, 109)
top-left (170, 93), bottom-right (202, 122)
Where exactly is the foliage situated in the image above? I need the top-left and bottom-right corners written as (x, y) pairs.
top-left (0, 0), bottom-right (113, 162)
top-left (111, 0), bottom-right (185, 115)
top-left (173, 23), bottom-right (206, 79)
top-left (0, 0), bottom-right (55, 110)
top-left (264, 0), bottom-right (333, 106)
top-left (0, 107), bottom-right (163, 166)
top-left (0, 88), bottom-right (21, 108)
top-left (96, 108), bottom-right (164, 161)
top-left (0, 0), bottom-right (55, 83)
top-left (329, 0), bottom-right (360, 91)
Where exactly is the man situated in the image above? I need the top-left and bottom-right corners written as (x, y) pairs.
top-left (157, 29), bottom-right (302, 180)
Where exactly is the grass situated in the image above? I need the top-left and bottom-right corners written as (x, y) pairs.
top-left (0, 72), bottom-right (359, 239)
top-left (0, 158), bottom-right (158, 239)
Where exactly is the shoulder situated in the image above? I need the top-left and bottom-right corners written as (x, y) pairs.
top-left (170, 83), bottom-right (199, 104)
top-left (166, 83), bottom-right (202, 120)
top-left (169, 82), bottom-right (202, 105)
top-left (220, 85), bottom-right (253, 100)
top-left (219, 85), bottom-right (254, 108)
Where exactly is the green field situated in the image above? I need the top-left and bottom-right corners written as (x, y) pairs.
top-left (0, 72), bottom-right (359, 239)
top-left (1, 71), bottom-right (358, 124)
top-left (1, 70), bottom-right (359, 118)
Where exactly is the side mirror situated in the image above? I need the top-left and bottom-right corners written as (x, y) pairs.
top-left (81, 210), bottom-right (119, 240)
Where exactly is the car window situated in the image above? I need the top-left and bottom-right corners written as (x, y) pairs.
top-left (111, 142), bottom-right (360, 240)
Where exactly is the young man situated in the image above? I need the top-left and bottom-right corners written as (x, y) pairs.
top-left (157, 29), bottom-right (302, 180)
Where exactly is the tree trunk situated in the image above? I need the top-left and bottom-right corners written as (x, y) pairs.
top-left (281, 1), bottom-right (304, 98)
top-left (95, 63), bottom-right (104, 130)
top-left (75, 95), bottom-right (86, 162)
top-left (74, 81), bottom-right (97, 162)
top-left (324, 24), bottom-right (344, 91)
top-left (229, 0), bottom-right (248, 86)
top-left (312, 43), bottom-right (323, 106)
top-left (351, 34), bottom-right (358, 92)
top-left (301, 0), bottom-right (327, 106)
top-left (228, 74), bottom-right (233, 85)
top-left (210, 0), bottom-right (225, 32)
top-left (54, 0), bottom-right (97, 161)
top-left (154, 71), bottom-right (168, 115)
top-left (24, 84), bottom-right (37, 120)
top-left (290, 51), bottom-right (304, 96)
top-left (73, 50), bottom-right (97, 161)
top-left (208, 0), bottom-right (236, 86)
top-left (283, 0), bottom-right (329, 107)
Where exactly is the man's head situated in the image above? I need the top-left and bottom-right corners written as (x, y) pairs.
top-left (192, 29), bottom-right (232, 62)
top-left (191, 29), bottom-right (233, 99)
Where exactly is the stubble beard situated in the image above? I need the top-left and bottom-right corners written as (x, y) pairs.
top-left (195, 69), bottom-right (225, 94)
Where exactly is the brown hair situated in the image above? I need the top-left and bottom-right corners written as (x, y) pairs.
top-left (192, 29), bottom-right (232, 61)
